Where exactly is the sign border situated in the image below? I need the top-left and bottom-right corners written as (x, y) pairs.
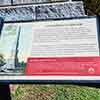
top-left (1, 16), bottom-right (100, 83)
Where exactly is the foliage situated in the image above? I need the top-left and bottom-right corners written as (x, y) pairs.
top-left (84, 0), bottom-right (100, 15)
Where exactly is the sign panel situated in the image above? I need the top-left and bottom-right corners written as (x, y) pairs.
top-left (25, 16), bottom-right (100, 76)
top-left (29, 17), bottom-right (100, 57)
top-left (26, 57), bottom-right (100, 76)
top-left (0, 16), bottom-right (100, 77)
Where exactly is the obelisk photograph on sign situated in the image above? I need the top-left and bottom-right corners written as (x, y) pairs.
top-left (0, 22), bottom-right (34, 74)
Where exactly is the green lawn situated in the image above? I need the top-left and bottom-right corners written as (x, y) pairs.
top-left (11, 84), bottom-right (100, 100)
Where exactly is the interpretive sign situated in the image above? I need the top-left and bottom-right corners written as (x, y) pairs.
top-left (0, 16), bottom-right (100, 76)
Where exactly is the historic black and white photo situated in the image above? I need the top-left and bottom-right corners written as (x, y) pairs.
top-left (0, 22), bottom-right (33, 74)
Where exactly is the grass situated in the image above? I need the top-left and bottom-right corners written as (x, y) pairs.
top-left (11, 84), bottom-right (100, 100)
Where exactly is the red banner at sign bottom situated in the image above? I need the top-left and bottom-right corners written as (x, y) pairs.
top-left (25, 57), bottom-right (100, 76)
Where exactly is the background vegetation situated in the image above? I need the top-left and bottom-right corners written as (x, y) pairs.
top-left (84, 0), bottom-right (100, 15)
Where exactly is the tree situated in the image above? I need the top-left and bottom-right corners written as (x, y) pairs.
top-left (84, 0), bottom-right (100, 15)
